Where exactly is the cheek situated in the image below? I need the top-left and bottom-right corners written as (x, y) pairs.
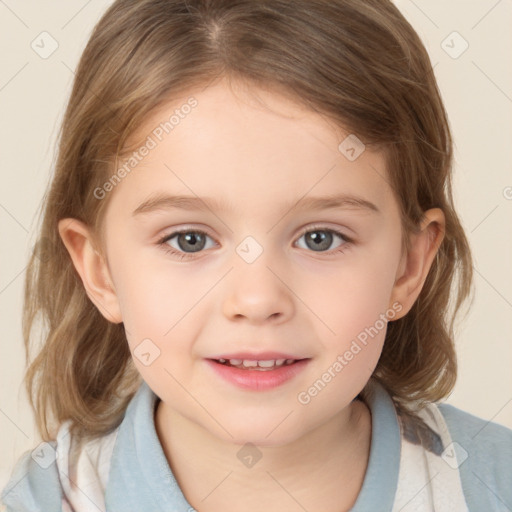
top-left (296, 259), bottom-right (394, 408)
top-left (308, 249), bottom-right (400, 341)
top-left (111, 252), bottom-right (195, 331)
top-left (110, 255), bottom-right (216, 374)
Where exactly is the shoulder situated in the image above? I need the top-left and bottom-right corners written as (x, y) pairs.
top-left (1, 419), bottom-right (119, 512)
top-left (437, 402), bottom-right (512, 510)
top-left (1, 440), bottom-right (64, 512)
top-left (437, 402), bottom-right (512, 463)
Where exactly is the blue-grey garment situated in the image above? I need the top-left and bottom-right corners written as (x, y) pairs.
top-left (2, 379), bottom-right (512, 511)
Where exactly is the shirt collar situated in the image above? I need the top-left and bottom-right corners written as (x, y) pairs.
top-left (350, 378), bottom-right (401, 511)
top-left (105, 378), bottom-right (400, 511)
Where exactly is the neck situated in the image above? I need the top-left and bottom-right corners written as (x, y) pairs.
top-left (155, 398), bottom-right (372, 512)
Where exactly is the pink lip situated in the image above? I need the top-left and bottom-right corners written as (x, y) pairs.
top-left (210, 352), bottom-right (303, 360)
top-left (205, 358), bottom-right (310, 391)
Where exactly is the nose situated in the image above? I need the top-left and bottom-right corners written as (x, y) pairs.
top-left (221, 250), bottom-right (294, 325)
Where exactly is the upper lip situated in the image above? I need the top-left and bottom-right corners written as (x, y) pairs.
top-left (208, 352), bottom-right (308, 361)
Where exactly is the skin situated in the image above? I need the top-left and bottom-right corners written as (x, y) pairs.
top-left (58, 78), bottom-right (445, 512)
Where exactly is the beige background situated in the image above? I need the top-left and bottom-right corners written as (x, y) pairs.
top-left (1, 0), bottom-right (511, 494)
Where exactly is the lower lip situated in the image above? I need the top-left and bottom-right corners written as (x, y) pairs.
top-left (205, 359), bottom-right (310, 391)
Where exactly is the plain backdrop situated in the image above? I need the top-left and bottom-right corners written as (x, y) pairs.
top-left (1, 0), bottom-right (511, 496)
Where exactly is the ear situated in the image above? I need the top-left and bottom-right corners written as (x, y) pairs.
top-left (388, 208), bottom-right (445, 319)
top-left (57, 218), bottom-right (122, 324)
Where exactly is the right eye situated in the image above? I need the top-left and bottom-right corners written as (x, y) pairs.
top-left (158, 229), bottom-right (217, 259)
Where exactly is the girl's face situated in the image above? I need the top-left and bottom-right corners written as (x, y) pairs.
top-left (97, 79), bottom-right (408, 445)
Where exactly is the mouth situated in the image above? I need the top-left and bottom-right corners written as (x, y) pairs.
top-left (205, 356), bottom-right (311, 391)
top-left (210, 358), bottom-right (304, 371)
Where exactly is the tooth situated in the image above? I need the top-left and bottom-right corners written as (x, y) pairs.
top-left (229, 359), bottom-right (243, 365)
top-left (275, 359), bottom-right (285, 366)
top-left (218, 358), bottom-right (226, 363)
top-left (242, 360), bottom-right (258, 367)
top-left (257, 360), bottom-right (275, 368)
top-left (285, 359), bottom-right (295, 365)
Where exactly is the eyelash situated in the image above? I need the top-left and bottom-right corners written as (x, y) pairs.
top-left (157, 225), bottom-right (353, 261)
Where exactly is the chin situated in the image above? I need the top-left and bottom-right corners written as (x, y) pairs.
top-left (210, 417), bottom-right (303, 448)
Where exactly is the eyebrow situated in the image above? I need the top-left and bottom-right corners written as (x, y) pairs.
top-left (132, 192), bottom-right (380, 217)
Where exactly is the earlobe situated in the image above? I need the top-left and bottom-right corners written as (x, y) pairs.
top-left (389, 208), bottom-right (445, 319)
top-left (57, 218), bottom-right (123, 324)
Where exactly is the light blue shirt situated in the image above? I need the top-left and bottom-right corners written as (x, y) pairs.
top-left (2, 379), bottom-right (512, 511)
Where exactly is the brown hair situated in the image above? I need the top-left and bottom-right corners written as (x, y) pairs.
top-left (23, 0), bottom-right (474, 441)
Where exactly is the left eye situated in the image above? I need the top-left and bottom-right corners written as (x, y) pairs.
top-left (295, 227), bottom-right (349, 252)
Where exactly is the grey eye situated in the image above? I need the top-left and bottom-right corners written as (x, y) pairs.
top-left (296, 229), bottom-right (345, 252)
top-left (165, 231), bottom-right (215, 253)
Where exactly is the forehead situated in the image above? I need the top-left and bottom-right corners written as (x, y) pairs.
top-left (108, 79), bottom-right (394, 218)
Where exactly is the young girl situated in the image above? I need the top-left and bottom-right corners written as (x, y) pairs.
top-left (2, 0), bottom-right (511, 511)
